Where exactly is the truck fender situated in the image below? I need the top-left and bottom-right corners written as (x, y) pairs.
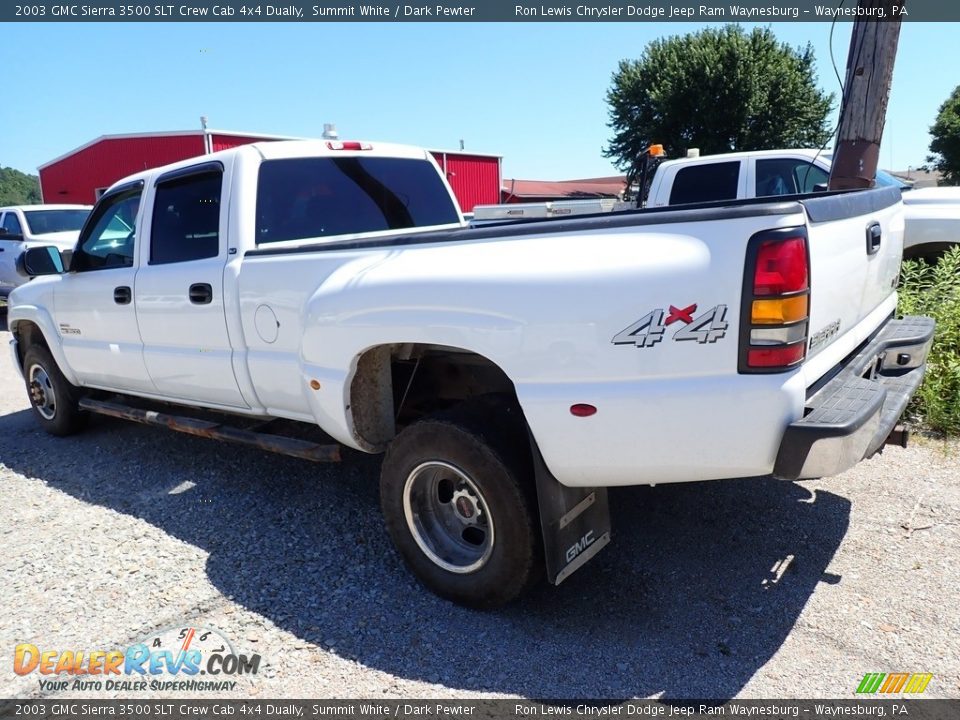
top-left (8, 304), bottom-right (80, 386)
top-left (299, 268), bottom-right (530, 451)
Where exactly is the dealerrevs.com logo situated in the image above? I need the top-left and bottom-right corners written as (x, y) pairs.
top-left (14, 626), bottom-right (262, 693)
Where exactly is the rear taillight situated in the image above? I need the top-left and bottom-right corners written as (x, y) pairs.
top-left (739, 228), bottom-right (810, 373)
top-left (753, 236), bottom-right (808, 296)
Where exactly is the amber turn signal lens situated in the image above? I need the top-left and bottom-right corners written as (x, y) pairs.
top-left (751, 295), bottom-right (808, 325)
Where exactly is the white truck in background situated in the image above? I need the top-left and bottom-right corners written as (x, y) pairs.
top-left (7, 139), bottom-right (934, 606)
top-left (644, 148), bottom-right (959, 259)
top-left (0, 205), bottom-right (91, 298)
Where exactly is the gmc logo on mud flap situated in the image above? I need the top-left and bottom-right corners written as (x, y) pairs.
top-left (565, 530), bottom-right (595, 563)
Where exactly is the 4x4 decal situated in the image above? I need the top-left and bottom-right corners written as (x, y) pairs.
top-left (612, 303), bottom-right (728, 348)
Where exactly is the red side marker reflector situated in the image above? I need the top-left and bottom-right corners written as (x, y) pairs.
top-left (747, 342), bottom-right (806, 368)
top-left (570, 404), bottom-right (597, 417)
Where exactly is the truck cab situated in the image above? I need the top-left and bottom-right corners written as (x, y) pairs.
top-left (9, 141), bottom-right (465, 407)
top-left (646, 148), bottom-right (957, 258)
top-left (647, 149), bottom-right (831, 207)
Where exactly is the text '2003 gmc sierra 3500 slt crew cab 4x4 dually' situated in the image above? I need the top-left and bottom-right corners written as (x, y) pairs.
top-left (7, 139), bottom-right (935, 606)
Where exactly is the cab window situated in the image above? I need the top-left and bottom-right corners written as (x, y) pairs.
top-left (255, 157), bottom-right (460, 244)
top-left (756, 159), bottom-right (829, 197)
top-left (150, 170), bottom-right (222, 265)
top-left (669, 162), bottom-right (741, 205)
top-left (71, 190), bottom-right (141, 272)
top-left (1, 212), bottom-right (23, 237)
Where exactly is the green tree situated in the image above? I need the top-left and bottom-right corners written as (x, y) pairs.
top-left (604, 26), bottom-right (834, 178)
top-left (926, 85), bottom-right (960, 185)
top-left (0, 166), bottom-right (42, 206)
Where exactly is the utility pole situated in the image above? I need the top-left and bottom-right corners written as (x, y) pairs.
top-left (828, 1), bottom-right (905, 190)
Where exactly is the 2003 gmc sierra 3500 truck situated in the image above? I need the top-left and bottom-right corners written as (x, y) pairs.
top-left (7, 139), bottom-right (934, 607)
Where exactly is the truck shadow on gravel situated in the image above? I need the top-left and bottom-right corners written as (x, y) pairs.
top-left (0, 409), bottom-right (850, 700)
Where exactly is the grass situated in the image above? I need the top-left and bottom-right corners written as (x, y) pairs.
top-left (897, 245), bottom-right (960, 435)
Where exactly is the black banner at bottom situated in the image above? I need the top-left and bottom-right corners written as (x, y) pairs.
top-left (1, 700), bottom-right (959, 720)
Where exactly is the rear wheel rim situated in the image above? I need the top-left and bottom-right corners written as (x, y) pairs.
top-left (28, 363), bottom-right (57, 421)
top-left (403, 460), bottom-right (495, 574)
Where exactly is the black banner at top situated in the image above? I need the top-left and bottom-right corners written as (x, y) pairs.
top-left (0, 0), bottom-right (955, 23)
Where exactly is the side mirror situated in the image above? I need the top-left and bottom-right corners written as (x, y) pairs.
top-left (813, 183), bottom-right (829, 193)
top-left (16, 246), bottom-right (66, 277)
top-left (0, 230), bottom-right (24, 241)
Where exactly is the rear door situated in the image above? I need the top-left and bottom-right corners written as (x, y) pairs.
top-left (134, 161), bottom-right (246, 408)
top-left (0, 211), bottom-right (25, 293)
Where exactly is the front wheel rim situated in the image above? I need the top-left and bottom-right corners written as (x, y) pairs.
top-left (402, 460), bottom-right (495, 574)
top-left (28, 363), bottom-right (57, 421)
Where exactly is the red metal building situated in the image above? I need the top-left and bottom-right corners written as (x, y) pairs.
top-left (38, 130), bottom-right (502, 212)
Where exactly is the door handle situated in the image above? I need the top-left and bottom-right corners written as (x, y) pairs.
top-left (189, 283), bottom-right (213, 305)
top-left (114, 286), bottom-right (132, 305)
top-left (866, 223), bottom-right (882, 255)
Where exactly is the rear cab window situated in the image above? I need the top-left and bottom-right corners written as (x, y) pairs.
top-left (669, 161), bottom-right (742, 205)
top-left (255, 156), bottom-right (460, 245)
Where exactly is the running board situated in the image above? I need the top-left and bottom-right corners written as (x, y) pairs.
top-left (78, 398), bottom-right (341, 463)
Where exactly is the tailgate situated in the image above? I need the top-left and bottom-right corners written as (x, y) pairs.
top-left (801, 187), bottom-right (904, 369)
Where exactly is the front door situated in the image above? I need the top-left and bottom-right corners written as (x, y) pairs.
top-left (134, 162), bottom-right (245, 408)
top-left (54, 183), bottom-right (156, 393)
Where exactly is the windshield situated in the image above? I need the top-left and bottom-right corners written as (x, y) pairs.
top-left (23, 209), bottom-right (90, 235)
top-left (874, 170), bottom-right (911, 190)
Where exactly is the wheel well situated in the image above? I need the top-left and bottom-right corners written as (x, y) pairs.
top-left (348, 344), bottom-right (519, 451)
top-left (11, 321), bottom-right (48, 370)
top-left (903, 242), bottom-right (956, 262)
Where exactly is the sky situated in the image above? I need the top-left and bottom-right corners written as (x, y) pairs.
top-left (1, 21), bottom-right (957, 181)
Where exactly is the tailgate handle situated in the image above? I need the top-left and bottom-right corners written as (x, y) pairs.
top-left (866, 223), bottom-right (882, 255)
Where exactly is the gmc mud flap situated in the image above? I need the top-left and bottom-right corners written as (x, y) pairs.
top-left (528, 435), bottom-right (611, 584)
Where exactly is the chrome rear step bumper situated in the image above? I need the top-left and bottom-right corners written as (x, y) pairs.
top-left (774, 315), bottom-right (935, 481)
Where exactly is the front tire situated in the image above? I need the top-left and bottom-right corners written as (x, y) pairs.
top-left (22, 345), bottom-right (87, 436)
top-left (380, 399), bottom-right (542, 608)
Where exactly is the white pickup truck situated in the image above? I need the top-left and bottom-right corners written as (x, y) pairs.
top-left (7, 140), bottom-right (934, 606)
top-left (0, 204), bottom-right (91, 298)
top-left (645, 148), bottom-right (959, 259)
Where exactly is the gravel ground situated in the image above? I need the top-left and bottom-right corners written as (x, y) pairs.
top-left (1, 307), bottom-right (958, 700)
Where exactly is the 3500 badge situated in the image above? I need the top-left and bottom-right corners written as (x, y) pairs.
top-left (612, 303), bottom-right (728, 348)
